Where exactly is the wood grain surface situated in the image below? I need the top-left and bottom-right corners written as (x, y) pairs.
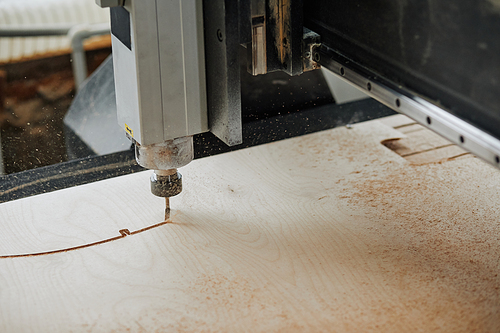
top-left (1, 117), bottom-right (499, 332)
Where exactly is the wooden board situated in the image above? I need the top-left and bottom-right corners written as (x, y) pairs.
top-left (1, 117), bottom-right (500, 332)
top-left (379, 115), bottom-right (471, 164)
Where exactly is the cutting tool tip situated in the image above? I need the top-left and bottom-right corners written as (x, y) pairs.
top-left (165, 197), bottom-right (170, 221)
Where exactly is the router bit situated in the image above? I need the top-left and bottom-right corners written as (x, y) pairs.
top-left (150, 169), bottom-right (182, 221)
top-left (165, 197), bottom-right (170, 221)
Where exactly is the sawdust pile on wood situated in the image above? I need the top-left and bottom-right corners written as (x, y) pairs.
top-left (344, 156), bottom-right (500, 332)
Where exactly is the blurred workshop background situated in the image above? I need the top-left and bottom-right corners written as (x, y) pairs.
top-left (0, 0), bottom-right (110, 174)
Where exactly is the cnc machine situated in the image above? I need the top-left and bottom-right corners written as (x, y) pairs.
top-left (94, 0), bottom-right (500, 217)
top-left (2, 1), bottom-right (499, 203)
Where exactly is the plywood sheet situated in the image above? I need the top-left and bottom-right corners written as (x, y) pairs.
top-left (1, 118), bottom-right (499, 332)
top-left (0, 169), bottom-right (168, 256)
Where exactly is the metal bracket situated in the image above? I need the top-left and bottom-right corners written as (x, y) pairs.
top-left (245, 0), bottom-right (305, 76)
top-left (203, 0), bottom-right (243, 146)
top-left (302, 28), bottom-right (321, 72)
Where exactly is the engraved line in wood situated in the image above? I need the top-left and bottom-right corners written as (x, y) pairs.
top-left (0, 221), bottom-right (169, 259)
top-left (400, 143), bottom-right (455, 157)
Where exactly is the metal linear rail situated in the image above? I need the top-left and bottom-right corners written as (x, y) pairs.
top-left (319, 46), bottom-right (500, 169)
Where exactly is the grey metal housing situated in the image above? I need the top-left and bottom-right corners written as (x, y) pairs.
top-left (109, 0), bottom-right (208, 146)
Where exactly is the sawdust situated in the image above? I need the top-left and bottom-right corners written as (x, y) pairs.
top-left (0, 48), bottom-right (110, 173)
top-left (132, 273), bottom-right (301, 333)
top-left (342, 156), bottom-right (500, 332)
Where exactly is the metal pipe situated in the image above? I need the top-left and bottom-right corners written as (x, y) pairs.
top-left (0, 23), bottom-right (110, 90)
top-left (0, 25), bottom-right (74, 37)
top-left (68, 23), bottom-right (110, 90)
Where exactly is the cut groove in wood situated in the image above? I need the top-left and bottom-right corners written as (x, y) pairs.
top-left (400, 144), bottom-right (455, 157)
top-left (393, 122), bottom-right (418, 130)
top-left (381, 115), bottom-right (472, 165)
top-left (447, 152), bottom-right (472, 161)
top-left (0, 221), bottom-right (168, 259)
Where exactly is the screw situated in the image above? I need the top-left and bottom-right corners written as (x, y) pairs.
top-left (217, 29), bottom-right (223, 42)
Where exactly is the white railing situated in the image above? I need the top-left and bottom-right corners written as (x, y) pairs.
top-left (0, 0), bottom-right (109, 63)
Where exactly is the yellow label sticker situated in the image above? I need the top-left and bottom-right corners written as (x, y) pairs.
top-left (125, 123), bottom-right (134, 137)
